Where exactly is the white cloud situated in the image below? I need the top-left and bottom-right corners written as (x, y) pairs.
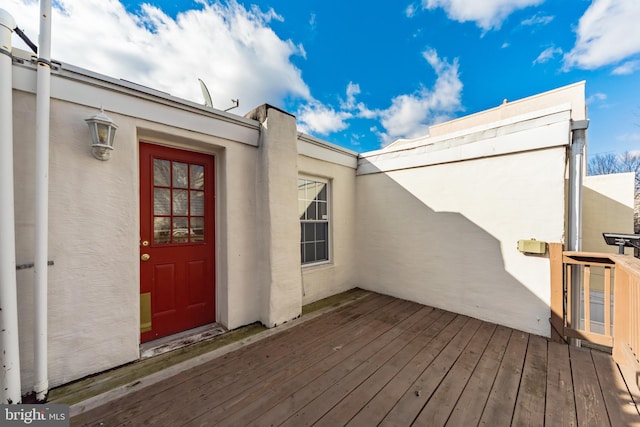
top-left (521, 12), bottom-right (554, 26)
top-left (298, 49), bottom-right (462, 146)
top-left (377, 48), bottom-right (463, 145)
top-left (406, 3), bottom-right (418, 18)
top-left (616, 133), bottom-right (640, 142)
top-left (564, 0), bottom-right (640, 70)
top-left (420, 0), bottom-right (544, 30)
top-left (533, 46), bottom-right (562, 64)
top-left (5, 0), bottom-right (310, 114)
top-left (586, 92), bottom-right (607, 104)
top-left (296, 102), bottom-right (352, 135)
top-left (612, 60), bottom-right (640, 75)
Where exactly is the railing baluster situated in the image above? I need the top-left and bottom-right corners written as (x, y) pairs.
top-left (584, 265), bottom-right (591, 333)
top-left (604, 266), bottom-right (611, 337)
top-left (566, 264), bottom-right (572, 329)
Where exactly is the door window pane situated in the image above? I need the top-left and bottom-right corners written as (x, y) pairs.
top-left (154, 159), bottom-right (170, 187)
top-left (190, 191), bottom-right (204, 216)
top-left (173, 162), bottom-right (188, 188)
top-left (154, 217), bottom-right (171, 244)
top-left (191, 217), bottom-right (204, 242)
top-left (154, 188), bottom-right (171, 215)
top-left (173, 190), bottom-right (188, 215)
top-left (190, 165), bottom-right (204, 190)
top-left (173, 217), bottom-right (189, 243)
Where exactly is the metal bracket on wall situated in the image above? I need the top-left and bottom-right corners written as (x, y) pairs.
top-left (16, 260), bottom-right (54, 270)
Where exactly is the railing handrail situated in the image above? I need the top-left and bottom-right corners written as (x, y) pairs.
top-left (550, 244), bottom-right (640, 388)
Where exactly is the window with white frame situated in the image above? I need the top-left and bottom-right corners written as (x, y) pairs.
top-left (298, 177), bottom-right (329, 264)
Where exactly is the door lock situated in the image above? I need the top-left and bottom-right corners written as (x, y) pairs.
top-left (141, 254), bottom-right (151, 261)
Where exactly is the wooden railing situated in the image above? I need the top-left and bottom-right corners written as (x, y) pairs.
top-left (549, 243), bottom-right (640, 387)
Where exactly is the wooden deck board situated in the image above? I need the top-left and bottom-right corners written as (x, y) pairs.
top-left (344, 315), bottom-right (471, 426)
top-left (139, 298), bottom-right (418, 426)
top-left (261, 307), bottom-right (446, 427)
top-left (570, 346), bottom-right (610, 427)
top-left (72, 293), bottom-right (640, 427)
top-left (216, 303), bottom-right (431, 426)
top-left (412, 321), bottom-right (497, 426)
top-left (478, 329), bottom-right (529, 426)
top-left (74, 293), bottom-right (394, 426)
top-left (591, 349), bottom-right (640, 426)
top-left (545, 341), bottom-right (578, 427)
top-left (445, 325), bottom-right (511, 426)
top-left (378, 317), bottom-right (483, 426)
top-left (288, 310), bottom-right (456, 427)
top-left (512, 334), bottom-right (548, 426)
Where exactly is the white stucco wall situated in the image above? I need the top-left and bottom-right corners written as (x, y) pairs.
top-left (297, 138), bottom-right (358, 305)
top-left (583, 172), bottom-right (635, 254)
top-left (356, 109), bottom-right (571, 337)
top-left (11, 57), bottom-right (266, 391)
top-left (14, 95), bottom-right (140, 390)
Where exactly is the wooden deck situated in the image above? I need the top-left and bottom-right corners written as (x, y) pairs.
top-left (73, 293), bottom-right (640, 426)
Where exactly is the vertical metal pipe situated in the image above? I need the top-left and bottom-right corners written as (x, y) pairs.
top-left (34, 0), bottom-right (52, 402)
top-left (0, 8), bottom-right (22, 404)
top-left (568, 119), bottom-right (589, 346)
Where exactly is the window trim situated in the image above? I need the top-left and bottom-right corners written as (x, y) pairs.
top-left (298, 175), bottom-right (331, 267)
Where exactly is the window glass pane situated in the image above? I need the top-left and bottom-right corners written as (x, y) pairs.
top-left (191, 217), bottom-right (204, 242)
top-left (190, 164), bottom-right (204, 190)
top-left (190, 191), bottom-right (204, 216)
top-left (316, 223), bottom-right (327, 241)
top-left (154, 159), bottom-right (170, 187)
top-left (304, 223), bottom-right (315, 241)
top-left (316, 241), bottom-right (327, 261)
top-left (154, 217), bottom-right (171, 244)
top-left (304, 181), bottom-right (316, 202)
top-left (173, 190), bottom-right (188, 215)
top-left (306, 201), bottom-right (318, 220)
top-left (173, 162), bottom-right (188, 188)
top-left (317, 184), bottom-right (327, 202)
top-left (154, 188), bottom-right (171, 215)
top-left (318, 201), bottom-right (327, 220)
top-left (304, 243), bottom-right (315, 264)
top-left (173, 217), bottom-right (188, 243)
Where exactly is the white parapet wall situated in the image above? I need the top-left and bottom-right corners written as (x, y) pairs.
top-left (583, 172), bottom-right (636, 254)
top-left (356, 105), bottom-right (574, 337)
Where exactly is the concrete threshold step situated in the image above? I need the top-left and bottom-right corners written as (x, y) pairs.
top-left (47, 287), bottom-right (370, 417)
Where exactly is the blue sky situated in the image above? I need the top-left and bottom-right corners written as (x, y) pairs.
top-left (7, 0), bottom-right (640, 155)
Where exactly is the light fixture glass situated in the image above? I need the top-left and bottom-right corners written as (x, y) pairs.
top-left (85, 107), bottom-right (118, 160)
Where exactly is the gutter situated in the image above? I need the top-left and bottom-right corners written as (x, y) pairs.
top-left (0, 8), bottom-right (22, 404)
top-left (34, 0), bottom-right (52, 402)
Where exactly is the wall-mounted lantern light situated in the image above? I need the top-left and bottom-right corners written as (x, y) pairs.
top-left (85, 107), bottom-right (118, 160)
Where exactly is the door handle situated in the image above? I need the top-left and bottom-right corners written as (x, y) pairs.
top-left (141, 253), bottom-right (151, 261)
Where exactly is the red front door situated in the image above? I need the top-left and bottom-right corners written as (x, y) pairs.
top-left (139, 142), bottom-right (216, 343)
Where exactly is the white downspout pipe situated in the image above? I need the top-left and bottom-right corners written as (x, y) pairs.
top-left (568, 119), bottom-right (589, 346)
top-left (0, 8), bottom-right (22, 404)
top-left (34, 0), bottom-right (52, 402)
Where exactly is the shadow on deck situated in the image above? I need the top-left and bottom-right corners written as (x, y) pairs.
top-left (70, 291), bottom-right (639, 426)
